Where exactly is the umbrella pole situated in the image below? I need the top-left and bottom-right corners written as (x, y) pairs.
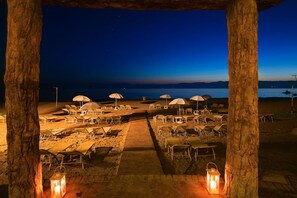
top-left (166, 98), bottom-right (167, 106)
top-left (115, 98), bottom-right (117, 107)
top-left (197, 101), bottom-right (199, 111)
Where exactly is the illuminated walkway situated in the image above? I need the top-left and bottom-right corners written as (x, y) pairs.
top-left (118, 111), bottom-right (163, 175)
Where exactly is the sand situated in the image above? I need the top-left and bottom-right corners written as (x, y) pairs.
top-left (0, 98), bottom-right (297, 192)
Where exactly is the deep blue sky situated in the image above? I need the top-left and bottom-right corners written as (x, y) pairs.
top-left (1, 0), bottom-right (297, 85)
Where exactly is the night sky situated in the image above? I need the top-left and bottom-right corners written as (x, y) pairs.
top-left (0, 0), bottom-right (297, 86)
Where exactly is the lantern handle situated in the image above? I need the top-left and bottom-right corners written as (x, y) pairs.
top-left (206, 162), bottom-right (218, 170)
top-left (53, 166), bottom-right (66, 174)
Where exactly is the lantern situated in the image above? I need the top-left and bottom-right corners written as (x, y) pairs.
top-left (206, 162), bottom-right (220, 194)
top-left (50, 167), bottom-right (66, 198)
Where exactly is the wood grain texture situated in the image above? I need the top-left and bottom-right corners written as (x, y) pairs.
top-left (0, 0), bottom-right (284, 11)
top-left (4, 0), bottom-right (43, 197)
top-left (225, 0), bottom-right (259, 197)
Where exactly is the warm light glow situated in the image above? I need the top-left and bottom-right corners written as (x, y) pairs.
top-left (210, 180), bottom-right (216, 190)
top-left (54, 185), bottom-right (61, 195)
top-left (206, 162), bottom-right (220, 195)
top-left (50, 172), bottom-right (66, 198)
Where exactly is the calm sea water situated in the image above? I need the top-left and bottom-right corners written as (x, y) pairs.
top-left (39, 88), bottom-right (295, 102)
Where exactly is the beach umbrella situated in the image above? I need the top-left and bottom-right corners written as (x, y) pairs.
top-left (109, 93), bottom-right (124, 107)
top-left (169, 98), bottom-right (188, 115)
top-left (160, 94), bottom-right (172, 106)
top-left (80, 102), bottom-right (100, 110)
top-left (190, 95), bottom-right (205, 111)
top-left (73, 95), bottom-right (91, 107)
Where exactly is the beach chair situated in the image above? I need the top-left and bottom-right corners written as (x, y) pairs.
top-left (171, 125), bottom-right (187, 136)
top-left (211, 124), bottom-right (227, 136)
top-left (119, 105), bottom-right (126, 110)
top-left (149, 104), bottom-right (156, 110)
top-left (40, 142), bottom-right (75, 170)
top-left (166, 115), bottom-right (174, 123)
top-left (40, 128), bottom-right (66, 140)
top-left (157, 125), bottom-right (172, 136)
top-left (165, 137), bottom-right (191, 160)
top-left (91, 126), bottom-right (111, 138)
top-left (125, 105), bottom-right (132, 110)
top-left (156, 104), bottom-right (162, 109)
top-left (59, 141), bottom-right (96, 169)
top-left (213, 114), bottom-right (223, 122)
top-left (112, 116), bottom-right (121, 124)
top-left (40, 149), bottom-right (59, 170)
top-left (187, 137), bottom-right (216, 161)
top-left (94, 109), bottom-right (104, 115)
top-left (65, 116), bottom-right (77, 123)
top-left (65, 105), bottom-right (72, 110)
top-left (39, 115), bottom-right (59, 124)
top-left (194, 124), bottom-right (207, 136)
top-left (71, 105), bottom-right (78, 110)
top-left (185, 108), bottom-right (193, 115)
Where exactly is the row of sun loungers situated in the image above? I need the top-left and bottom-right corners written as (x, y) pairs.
top-left (75, 126), bottom-right (113, 139)
top-left (165, 137), bottom-right (216, 161)
top-left (153, 114), bottom-right (225, 124)
top-left (64, 115), bottom-right (122, 125)
top-left (40, 141), bottom-right (96, 170)
top-left (158, 123), bottom-right (227, 137)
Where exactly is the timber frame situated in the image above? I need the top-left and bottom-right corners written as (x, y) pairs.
top-left (2, 0), bottom-right (283, 197)
top-left (0, 0), bottom-right (283, 10)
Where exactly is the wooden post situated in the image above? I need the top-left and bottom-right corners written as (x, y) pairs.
top-left (225, 0), bottom-right (259, 197)
top-left (5, 0), bottom-right (43, 197)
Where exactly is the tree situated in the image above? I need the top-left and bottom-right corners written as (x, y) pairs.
top-left (225, 0), bottom-right (259, 197)
top-left (5, 0), bottom-right (43, 197)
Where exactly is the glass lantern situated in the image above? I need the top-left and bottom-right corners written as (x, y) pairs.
top-left (50, 167), bottom-right (66, 198)
top-left (206, 162), bottom-right (220, 194)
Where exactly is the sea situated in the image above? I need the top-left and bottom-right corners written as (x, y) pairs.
top-left (39, 88), bottom-right (295, 102)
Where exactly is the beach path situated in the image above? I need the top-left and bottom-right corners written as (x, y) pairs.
top-left (118, 110), bottom-right (163, 175)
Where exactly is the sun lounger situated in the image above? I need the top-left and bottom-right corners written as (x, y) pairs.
top-left (70, 105), bottom-right (78, 110)
top-left (39, 116), bottom-right (60, 124)
top-left (187, 137), bottom-right (216, 161)
top-left (125, 105), bottom-right (132, 110)
top-left (194, 124), bottom-right (207, 136)
top-left (165, 137), bottom-right (191, 160)
top-left (157, 125), bottom-right (172, 136)
top-left (171, 125), bottom-right (187, 136)
top-left (111, 116), bottom-right (121, 124)
top-left (149, 104), bottom-right (156, 110)
top-left (40, 128), bottom-right (66, 140)
top-left (59, 141), bottom-right (96, 169)
top-left (40, 142), bottom-right (75, 170)
top-left (211, 124), bottom-right (227, 136)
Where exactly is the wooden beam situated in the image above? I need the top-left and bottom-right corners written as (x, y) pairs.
top-left (225, 0), bottom-right (259, 197)
top-left (0, 0), bottom-right (284, 11)
top-left (5, 0), bottom-right (43, 197)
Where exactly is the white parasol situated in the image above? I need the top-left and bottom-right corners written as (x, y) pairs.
top-left (109, 93), bottom-right (124, 107)
top-left (160, 94), bottom-right (172, 106)
top-left (73, 95), bottom-right (91, 107)
top-left (190, 95), bottom-right (205, 111)
top-left (80, 102), bottom-right (100, 110)
top-left (169, 98), bottom-right (188, 115)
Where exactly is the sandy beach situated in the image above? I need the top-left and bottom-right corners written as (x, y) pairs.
top-left (0, 98), bottom-right (297, 196)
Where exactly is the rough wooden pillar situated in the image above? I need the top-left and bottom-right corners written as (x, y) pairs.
top-left (5, 0), bottom-right (43, 197)
top-left (225, 0), bottom-right (259, 197)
